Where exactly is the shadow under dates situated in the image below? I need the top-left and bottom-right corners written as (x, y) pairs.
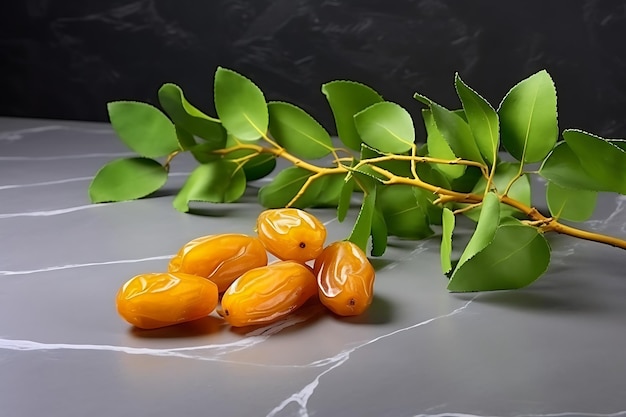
top-left (129, 315), bottom-right (226, 338)
top-left (126, 294), bottom-right (394, 339)
top-left (333, 294), bottom-right (394, 325)
top-left (367, 257), bottom-right (396, 272)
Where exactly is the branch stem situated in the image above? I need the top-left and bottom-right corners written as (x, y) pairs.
top-left (214, 142), bottom-right (626, 251)
top-left (375, 166), bottom-right (626, 250)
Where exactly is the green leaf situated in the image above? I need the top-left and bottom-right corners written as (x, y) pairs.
top-left (410, 165), bottom-right (450, 226)
top-left (415, 162), bottom-right (451, 190)
top-left (546, 182), bottom-right (598, 222)
top-left (456, 192), bottom-right (500, 269)
top-left (337, 175), bottom-right (355, 222)
top-left (322, 80), bottom-right (383, 150)
top-left (430, 102), bottom-right (485, 163)
top-left (214, 67), bottom-right (268, 141)
top-left (455, 74), bottom-right (500, 166)
top-left (348, 179), bottom-right (377, 253)
top-left (107, 101), bottom-right (180, 158)
top-left (370, 208), bottom-right (388, 257)
top-left (89, 157), bottom-right (168, 203)
top-left (440, 208), bottom-right (455, 275)
top-left (498, 70), bottom-right (558, 163)
top-left (189, 141), bottom-right (223, 164)
top-left (223, 135), bottom-right (276, 181)
top-left (158, 83), bottom-right (226, 144)
top-left (173, 160), bottom-right (246, 212)
top-left (422, 109), bottom-right (466, 180)
top-left (359, 143), bottom-right (412, 181)
top-left (377, 185), bottom-right (433, 239)
top-left (312, 174), bottom-right (345, 207)
top-left (464, 162), bottom-right (531, 221)
top-left (450, 166), bottom-right (484, 193)
top-left (174, 126), bottom-right (197, 150)
top-left (564, 129), bottom-right (626, 194)
top-left (257, 167), bottom-right (324, 209)
top-left (609, 139), bottom-right (626, 151)
top-left (447, 222), bottom-right (551, 292)
top-left (414, 186), bottom-right (443, 226)
top-left (241, 154), bottom-right (276, 181)
top-left (413, 92), bottom-right (433, 107)
top-left (538, 142), bottom-right (600, 190)
top-left (354, 102), bottom-right (415, 154)
top-left (268, 101), bottom-right (333, 159)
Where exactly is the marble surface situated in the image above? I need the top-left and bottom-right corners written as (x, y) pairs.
top-left (1, 117), bottom-right (626, 417)
top-left (2, 1), bottom-right (626, 138)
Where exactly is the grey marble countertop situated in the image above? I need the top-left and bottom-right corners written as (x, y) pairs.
top-left (1, 117), bottom-right (625, 417)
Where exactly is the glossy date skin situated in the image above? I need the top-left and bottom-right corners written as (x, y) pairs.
top-left (220, 261), bottom-right (318, 327)
top-left (313, 241), bottom-right (376, 316)
top-left (168, 234), bottom-right (268, 292)
top-left (256, 208), bottom-right (327, 263)
top-left (116, 272), bottom-right (219, 329)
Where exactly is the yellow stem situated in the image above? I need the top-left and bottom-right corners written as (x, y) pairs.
top-left (410, 144), bottom-right (419, 179)
top-left (371, 165), bottom-right (626, 250)
top-left (355, 154), bottom-right (487, 172)
top-left (502, 163), bottom-right (525, 196)
top-left (483, 162), bottom-right (497, 198)
top-left (213, 141), bottom-right (626, 251)
top-left (286, 172), bottom-right (325, 208)
top-left (453, 203), bottom-right (482, 215)
top-left (163, 150), bottom-right (180, 173)
top-left (213, 143), bottom-right (346, 175)
top-left (499, 195), bottom-right (626, 249)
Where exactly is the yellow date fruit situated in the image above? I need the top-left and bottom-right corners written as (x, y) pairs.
top-left (256, 208), bottom-right (326, 263)
top-left (220, 261), bottom-right (318, 327)
top-left (168, 233), bottom-right (268, 292)
top-left (313, 241), bottom-right (376, 316)
top-left (116, 272), bottom-right (219, 329)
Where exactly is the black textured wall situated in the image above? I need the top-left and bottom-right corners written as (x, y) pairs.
top-left (2, 0), bottom-right (625, 138)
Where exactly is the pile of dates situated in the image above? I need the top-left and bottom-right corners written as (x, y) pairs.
top-left (116, 208), bottom-right (376, 329)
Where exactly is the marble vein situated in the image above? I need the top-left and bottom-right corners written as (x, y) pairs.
top-left (0, 176), bottom-right (94, 190)
top-left (0, 255), bottom-right (173, 276)
top-left (0, 297), bottom-right (476, 380)
top-left (587, 195), bottom-right (626, 233)
top-left (546, 194), bottom-right (626, 263)
top-left (0, 218), bottom-right (333, 276)
top-left (0, 313), bottom-right (317, 364)
top-left (0, 152), bottom-right (134, 161)
top-left (265, 296), bottom-right (478, 417)
top-left (0, 125), bottom-right (112, 141)
top-left (380, 241), bottom-right (429, 271)
top-left (412, 412), bottom-right (626, 417)
top-left (0, 203), bottom-right (116, 219)
top-left (0, 172), bottom-right (190, 190)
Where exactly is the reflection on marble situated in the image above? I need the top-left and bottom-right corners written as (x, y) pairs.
top-left (265, 298), bottom-right (476, 417)
top-left (2, 118), bottom-right (626, 416)
top-left (0, 298), bottom-right (476, 417)
top-left (413, 413), bottom-right (626, 417)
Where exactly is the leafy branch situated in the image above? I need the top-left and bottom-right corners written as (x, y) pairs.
top-left (89, 67), bottom-right (626, 292)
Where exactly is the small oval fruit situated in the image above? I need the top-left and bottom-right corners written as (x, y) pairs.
top-left (168, 234), bottom-right (268, 292)
top-left (256, 208), bottom-right (326, 263)
top-left (313, 241), bottom-right (376, 316)
top-left (116, 272), bottom-right (219, 329)
top-left (220, 261), bottom-right (318, 327)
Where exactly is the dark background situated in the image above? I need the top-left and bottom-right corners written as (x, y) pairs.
top-left (1, 0), bottom-right (625, 139)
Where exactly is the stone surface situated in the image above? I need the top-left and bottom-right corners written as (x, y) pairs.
top-left (1, 117), bottom-right (626, 417)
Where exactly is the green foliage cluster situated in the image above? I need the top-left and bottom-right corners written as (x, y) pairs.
top-left (90, 67), bottom-right (626, 292)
